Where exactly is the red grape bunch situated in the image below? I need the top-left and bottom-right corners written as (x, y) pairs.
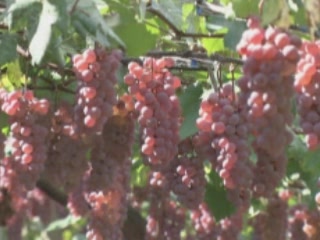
top-left (124, 57), bottom-right (181, 168)
top-left (0, 89), bottom-right (49, 199)
top-left (294, 41), bottom-right (320, 150)
top-left (72, 47), bottom-right (121, 134)
top-left (236, 19), bottom-right (300, 197)
top-left (196, 83), bottom-right (252, 209)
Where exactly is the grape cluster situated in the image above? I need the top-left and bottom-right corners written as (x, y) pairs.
top-left (73, 48), bottom-right (121, 134)
top-left (165, 139), bottom-right (206, 209)
top-left (189, 203), bottom-right (216, 239)
top-left (146, 199), bottom-right (186, 240)
top-left (196, 83), bottom-right (252, 208)
top-left (302, 210), bottom-right (320, 240)
top-left (0, 90), bottom-right (49, 197)
top-left (250, 195), bottom-right (288, 240)
top-left (83, 112), bottom-right (134, 240)
top-left (236, 20), bottom-right (300, 197)
top-left (294, 41), bottom-right (320, 150)
top-left (124, 57), bottom-right (181, 167)
top-left (42, 134), bottom-right (88, 191)
top-left (288, 205), bottom-right (308, 240)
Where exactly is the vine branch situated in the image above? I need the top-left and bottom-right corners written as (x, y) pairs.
top-left (146, 5), bottom-right (225, 39)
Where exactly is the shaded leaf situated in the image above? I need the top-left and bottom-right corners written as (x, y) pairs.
top-left (179, 85), bottom-right (202, 139)
top-left (0, 34), bottom-right (17, 66)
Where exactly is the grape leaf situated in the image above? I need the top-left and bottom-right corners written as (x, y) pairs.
top-left (179, 85), bottom-right (202, 139)
top-left (45, 215), bottom-right (82, 232)
top-left (108, 1), bottom-right (157, 56)
top-left (205, 170), bottom-right (235, 220)
top-left (231, 0), bottom-right (259, 18)
top-left (0, 34), bottom-right (17, 66)
top-left (29, 0), bottom-right (59, 64)
top-left (7, 0), bottom-right (39, 12)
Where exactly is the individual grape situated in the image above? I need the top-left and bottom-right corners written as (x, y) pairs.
top-left (124, 57), bottom-right (181, 168)
top-left (73, 47), bottom-right (121, 134)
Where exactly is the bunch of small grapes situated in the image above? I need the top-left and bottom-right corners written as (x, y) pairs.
top-left (189, 203), bottom-right (216, 239)
top-left (73, 47), bottom-right (121, 134)
top-left (146, 199), bottom-right (186, 240)
top-left (0, 89), bottom-right (49, 196)
top-left (124, 57), bottom-right (181, 167)
top-left (288, 205), bottom-right (308, 240)
top-left (302, 210), bottom-right (320, 240)
top-left (195, 83), bottom-right (252, 208)
top-left (165, 139), bottom-right (206, 209)
top-left (83, 110), bottom-right (134, 240)
top-left (215, 212), bottom-right (243, 240)
top-left (294, 41), bottom-right (320, 150)
top-left (42, 134), bottom-right (88, 191)
top-left (250, 195), bottom-right (288, 240)
top-left (236, 19), bottom-right (300, 197)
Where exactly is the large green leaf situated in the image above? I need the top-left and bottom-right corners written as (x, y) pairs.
top-left (0, 34), bottom-right (17, 66)
top-left (108, 1), bottom-right (157, 56)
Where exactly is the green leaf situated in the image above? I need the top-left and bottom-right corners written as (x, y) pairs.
top-left (7, 0), bottom-right (39, 12)
top-left (45, 215), bottom-right (81, 232)
top-left (205, 170), bottom-right (235, 220)
top-left (223, 20), bottom-right (246, 50)
top-left (179, 85), bottom-right (202, 139)
top-left (261, 0), bottom-right (291, 27)
top-left (109, 2), bottom-right (157, 56)
top-left (231, 0), bottom-right (259, 18)
top-left (29, 0), bottom-right (59, 64)
top-left (0, 34), bottom-right (17, 66)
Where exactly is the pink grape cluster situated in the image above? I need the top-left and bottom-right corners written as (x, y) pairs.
top-left (196, 84), bottom-right (252, 203)
top-left (236, 19), bottom-right (300, 197)
top-left (73, 48), bottom-right (121, 133)
top-left (165, 154), bottom-right (206, 209)
top-left (250, 195), bottom-right (288, 240)
top-left (288, 205), bottom-right (308, 240)
top-left (83, 113), bottom-right (134, 240)
top-left (43, 134), bottom-right (88, 191)
top-left (0, 89), bottom-right (49, 196)
top-left (294, 41), bottom-right (320, 150)
top-left (124, 57), bottom-right (181, 167)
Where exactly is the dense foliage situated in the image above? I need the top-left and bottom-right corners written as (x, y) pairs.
top-left (2, 0), bottom-right (320, 240)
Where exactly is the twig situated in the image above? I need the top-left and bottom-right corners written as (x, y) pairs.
top-left (69, 0), bottom-right (80, 15)
top-left (147, 6), bottom-right (225, 39)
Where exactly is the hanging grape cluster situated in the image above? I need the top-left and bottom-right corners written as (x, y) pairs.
top-left (237, 20), bottom-right (300, 197)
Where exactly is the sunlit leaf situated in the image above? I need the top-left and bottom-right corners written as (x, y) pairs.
top-left (29, 0), bottom-right (59, 64)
